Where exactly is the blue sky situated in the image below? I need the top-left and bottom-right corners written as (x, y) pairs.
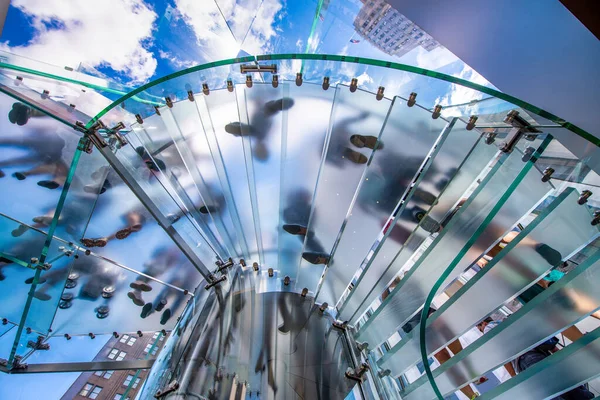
top-left (0, 0), bottom-right (489, 92)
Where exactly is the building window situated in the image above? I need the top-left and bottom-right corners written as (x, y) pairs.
top-left (89, 386), bottom-right (102, 399)
top-left (113, 395), bottom-right (122, 400)
top-left (133, 377), bottom-right (141, 389)
top-left (108, 348), bottom-right (127, 361)
top-left (119, 334), bottom-right (136, 346)
top-left (79, 383), bottom-right (93, 397)
top-left (144, 343), bottom-right (158, 355)
top-left (123, 374), bottom-right (133, 386)
top-left (93, 370), bottom-right (114, 379)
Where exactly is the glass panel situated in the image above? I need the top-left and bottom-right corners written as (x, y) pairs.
top-left (295, 85), bottom-right (392, 294)
top-left (50, 252), bottom-right (194, 335)
top-left (277, 82), bottom-right (334, 280)
top-left (316, 97), bottom-right (449, 305)
top-left (356, 137), bottom-right (553, 348)
top-left (478, 327), bottom-right (600, 400)
top-left (109, 140), bottom-right (221, 266)
top-left (403, 248), bottom-right (600, 399)
top-left (0, 92), bottom-right (80, 226)
top-left (164, 99), bottom-right (243, 258)
top-left (128, 114), bottom-right (230, 258)
top-left (380, 188), bottom-right (599, 377)
top-left (338, 137), bottom-right (498, 322)
top-left (235, 83), bottom-right (286, 269)
top-left (204, 88), bottom-right (259, 261)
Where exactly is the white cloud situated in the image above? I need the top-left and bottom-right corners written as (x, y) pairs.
top-left (175, 0), bottom-right (282, 59)
top-left (3, 0), bottom-right (158, 84)
top-left (158, 49), bottom-right (196, 70)
top-left (434, 64), bottom-right (492, 115)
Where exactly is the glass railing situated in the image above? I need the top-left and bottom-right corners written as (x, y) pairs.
top-left (1, 53), bottom-right (600, 400)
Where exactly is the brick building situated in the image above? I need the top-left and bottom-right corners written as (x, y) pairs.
top-left (60, 331), bottom-right (166, 400)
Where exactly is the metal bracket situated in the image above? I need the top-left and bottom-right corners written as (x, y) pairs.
top-left (356, 341), bottom-right (369, 352)
top-left (332, 320), bottom-right (348, 331)
top-left (345, 362), bottom-right (369, 382)
top-left (27, 336), bottom-right (50, 351)
top-left (205, 275), bottom-right (227, 290)
top-left (106, 122), bottom-right (127, 147)
top-left (216, 258), bottom-right (234, 273)
top-left (499, 110), bottom-right (541, 153)
top-left (76, 121), bottom-right (108, 150)
top-left (155, 380), bottom-right (179, 398)
top-left (240, 63), bottom-right (277, 74)
top-left (9, 356), bottom-right (28, 371)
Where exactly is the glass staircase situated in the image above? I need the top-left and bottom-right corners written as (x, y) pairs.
top-left (0, 54), bottom-right (599, 400)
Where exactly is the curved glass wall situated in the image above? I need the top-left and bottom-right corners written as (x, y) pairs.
top-left (0, 53), bottom-right (599, 400)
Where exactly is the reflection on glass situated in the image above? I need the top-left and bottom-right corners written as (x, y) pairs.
top-left (295, 85), bottom-right (392, 294)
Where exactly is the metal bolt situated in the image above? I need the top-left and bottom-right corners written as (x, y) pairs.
top-left (579, 190), bottom-right (593, 205)
top-left (165, 97), bottom-right (173, 108)
top-left (319, 303), bottom-right (328, 313)
top-left (187, 90), bottom-right (194, 102)
top-left (283, 276), bottom-right (290, 286)
top-left (64, 334), bottom-right (71, 340)
top-left (272, 74), bottom-right (279, 88)
top-left (432, 104), bottom-right (442, 119)
top-left (253, 262), bottom-right (259, 272)
top-left (322, 76), bottom-right (330, 90)
top-left (227, 79), bottom-right (234, 92)
top-left (154, 106), bottom-right (161, 115)
top-left (89, 333), bottom-right (95, 339)
top-left (26, 327), bottom-right (31, 334)
top-left (245, 75), bottom-right (253, 88)
top-left (113, 332), bottom-right (119, 338)
top-left (466, 115), bottom-right (478, 131)
top-left (542, 167), bottom-right (554, 182)
top-left (268, 268), bottom-right (274, 277)
top-left (376, 86), bottom-right (385, 101)
top-left (407, 92), bottom-right (417, 107)
top-left (30, 257), bottom-right (39, 264)
top-left (1, 318), bottom-right (7, 325)
top-left (137, 330), bottom-right (143, 337)
top-left (301, 288), bottom-right (308, 297)
top-left (296, 73), bottom-right (303, 87)
top-left (349, 78), bottom-right (358, 93)
top-left (202, 83), bottom-right (210, 96)
top-left (135, 114), bottom-right (143, 124)
top-left (592, 211), bottom-right (600, 226)
top-left (522, 145), bottom-right (535, 162)
top-left (240, 259), bottom-right (246, 267)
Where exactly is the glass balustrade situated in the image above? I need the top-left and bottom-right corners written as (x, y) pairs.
top-left (1, 54), bottom-right (599, 400)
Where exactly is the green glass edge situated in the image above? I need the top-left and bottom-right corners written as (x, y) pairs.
top-left (76, 53), bottom-right (598, 146)
top-left (478, 324), bottom-right (600, 400)
top-left (396, 187), bottom-right (572, 394)
top-left (0, 62), bottom-right (161, 106)
top-left (417, 136), bottom-right (553, 399)
top-left (402, 228), bottom-right (600, 397)
top-left (355, 141), bottom-right (509, 339)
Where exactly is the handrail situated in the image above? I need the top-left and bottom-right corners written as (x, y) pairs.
top-left (77, 53), bottom-right (598, 147)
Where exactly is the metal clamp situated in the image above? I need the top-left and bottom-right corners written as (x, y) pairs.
top-left (579, 190), bottom-right (593, 205)
top-left (205, 275), bottom-right (227, 290)
top-left (332, 320), bottom-right (348, 331)
top-left (27, 336), bottom-right (49, 351)
top-left (499, 110), bottom-right (541, 153)
top-left (155, 380), bottom-right (179, 398)
top-left (345, 362), bottom-right (369, 382)
top-left (107, 122), bottom-right (127, 147)
top-left (216, 257), bottom-right (234, 272)
top-left (240, 63), bottom-right (277, 74)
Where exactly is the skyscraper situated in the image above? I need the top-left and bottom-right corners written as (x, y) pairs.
top-left (353, 0), bottom-right (440, 57)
